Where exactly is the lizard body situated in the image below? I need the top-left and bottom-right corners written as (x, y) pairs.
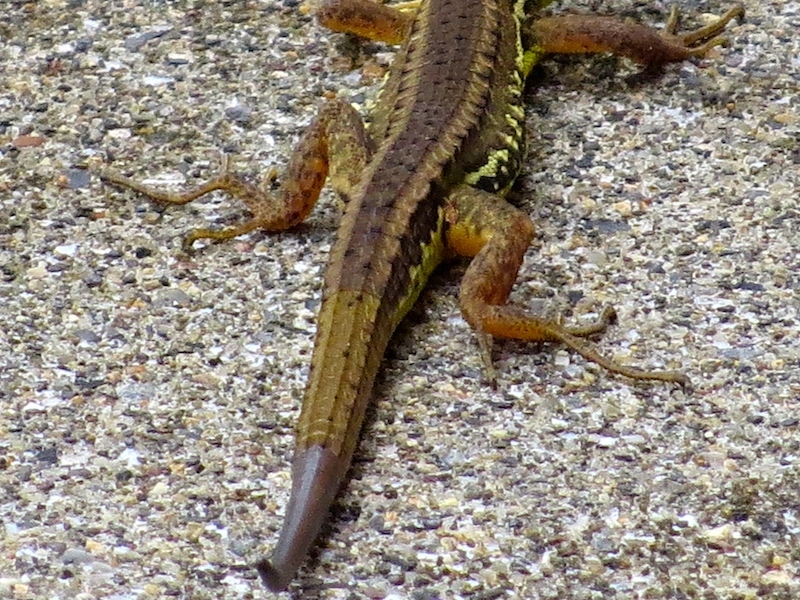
top-left (98, 0), bottom-right (744, 591)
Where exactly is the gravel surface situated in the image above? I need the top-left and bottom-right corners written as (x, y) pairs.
top-left (1, 0), bottom-right (798, 598)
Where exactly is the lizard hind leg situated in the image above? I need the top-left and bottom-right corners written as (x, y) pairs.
top-left (444, 185), bottom-right (688, 386)
top-left (97, 97), bottom-right (369, 251)
top-left (97, 155), bottom-right (269, 252)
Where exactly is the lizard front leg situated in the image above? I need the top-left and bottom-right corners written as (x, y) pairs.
top-left (444, 184), bottom-right (689, 386)
top-left (525, 3), bottom-right (745, 71)
top-left (317, 0), bottom-right (416, 44)
top-left (98, 97), bottom-right (371, 251)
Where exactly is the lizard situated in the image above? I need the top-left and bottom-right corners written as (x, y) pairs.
top-left (97, 0), bottom-right (744, 591)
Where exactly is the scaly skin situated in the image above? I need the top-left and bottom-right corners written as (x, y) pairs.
top-left (258, 0), bottom-right (518, 588)
top-left (96, 0), bottom-right (744, 591)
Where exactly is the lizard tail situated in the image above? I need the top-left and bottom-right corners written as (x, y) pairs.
top-left (255, 445), bottom-right (347, 592)
top-left (255, 558), bottom-right (290, 593)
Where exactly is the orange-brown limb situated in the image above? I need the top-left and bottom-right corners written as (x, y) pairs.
top-left (98, 98), bottom-right (369, 251)
top-left (317, 0), bottom-right (414, 44)
top-left (445, 185), bottom-right (689, 386)
top-left (529, 4), bottom-right (745, 69)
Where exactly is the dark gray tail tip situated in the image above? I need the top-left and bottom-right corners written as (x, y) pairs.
top-left (255, 559), bottom-right (290, 593)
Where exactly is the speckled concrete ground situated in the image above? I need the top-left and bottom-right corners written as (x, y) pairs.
top-left (1, 0), bottom-right (798, 598)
